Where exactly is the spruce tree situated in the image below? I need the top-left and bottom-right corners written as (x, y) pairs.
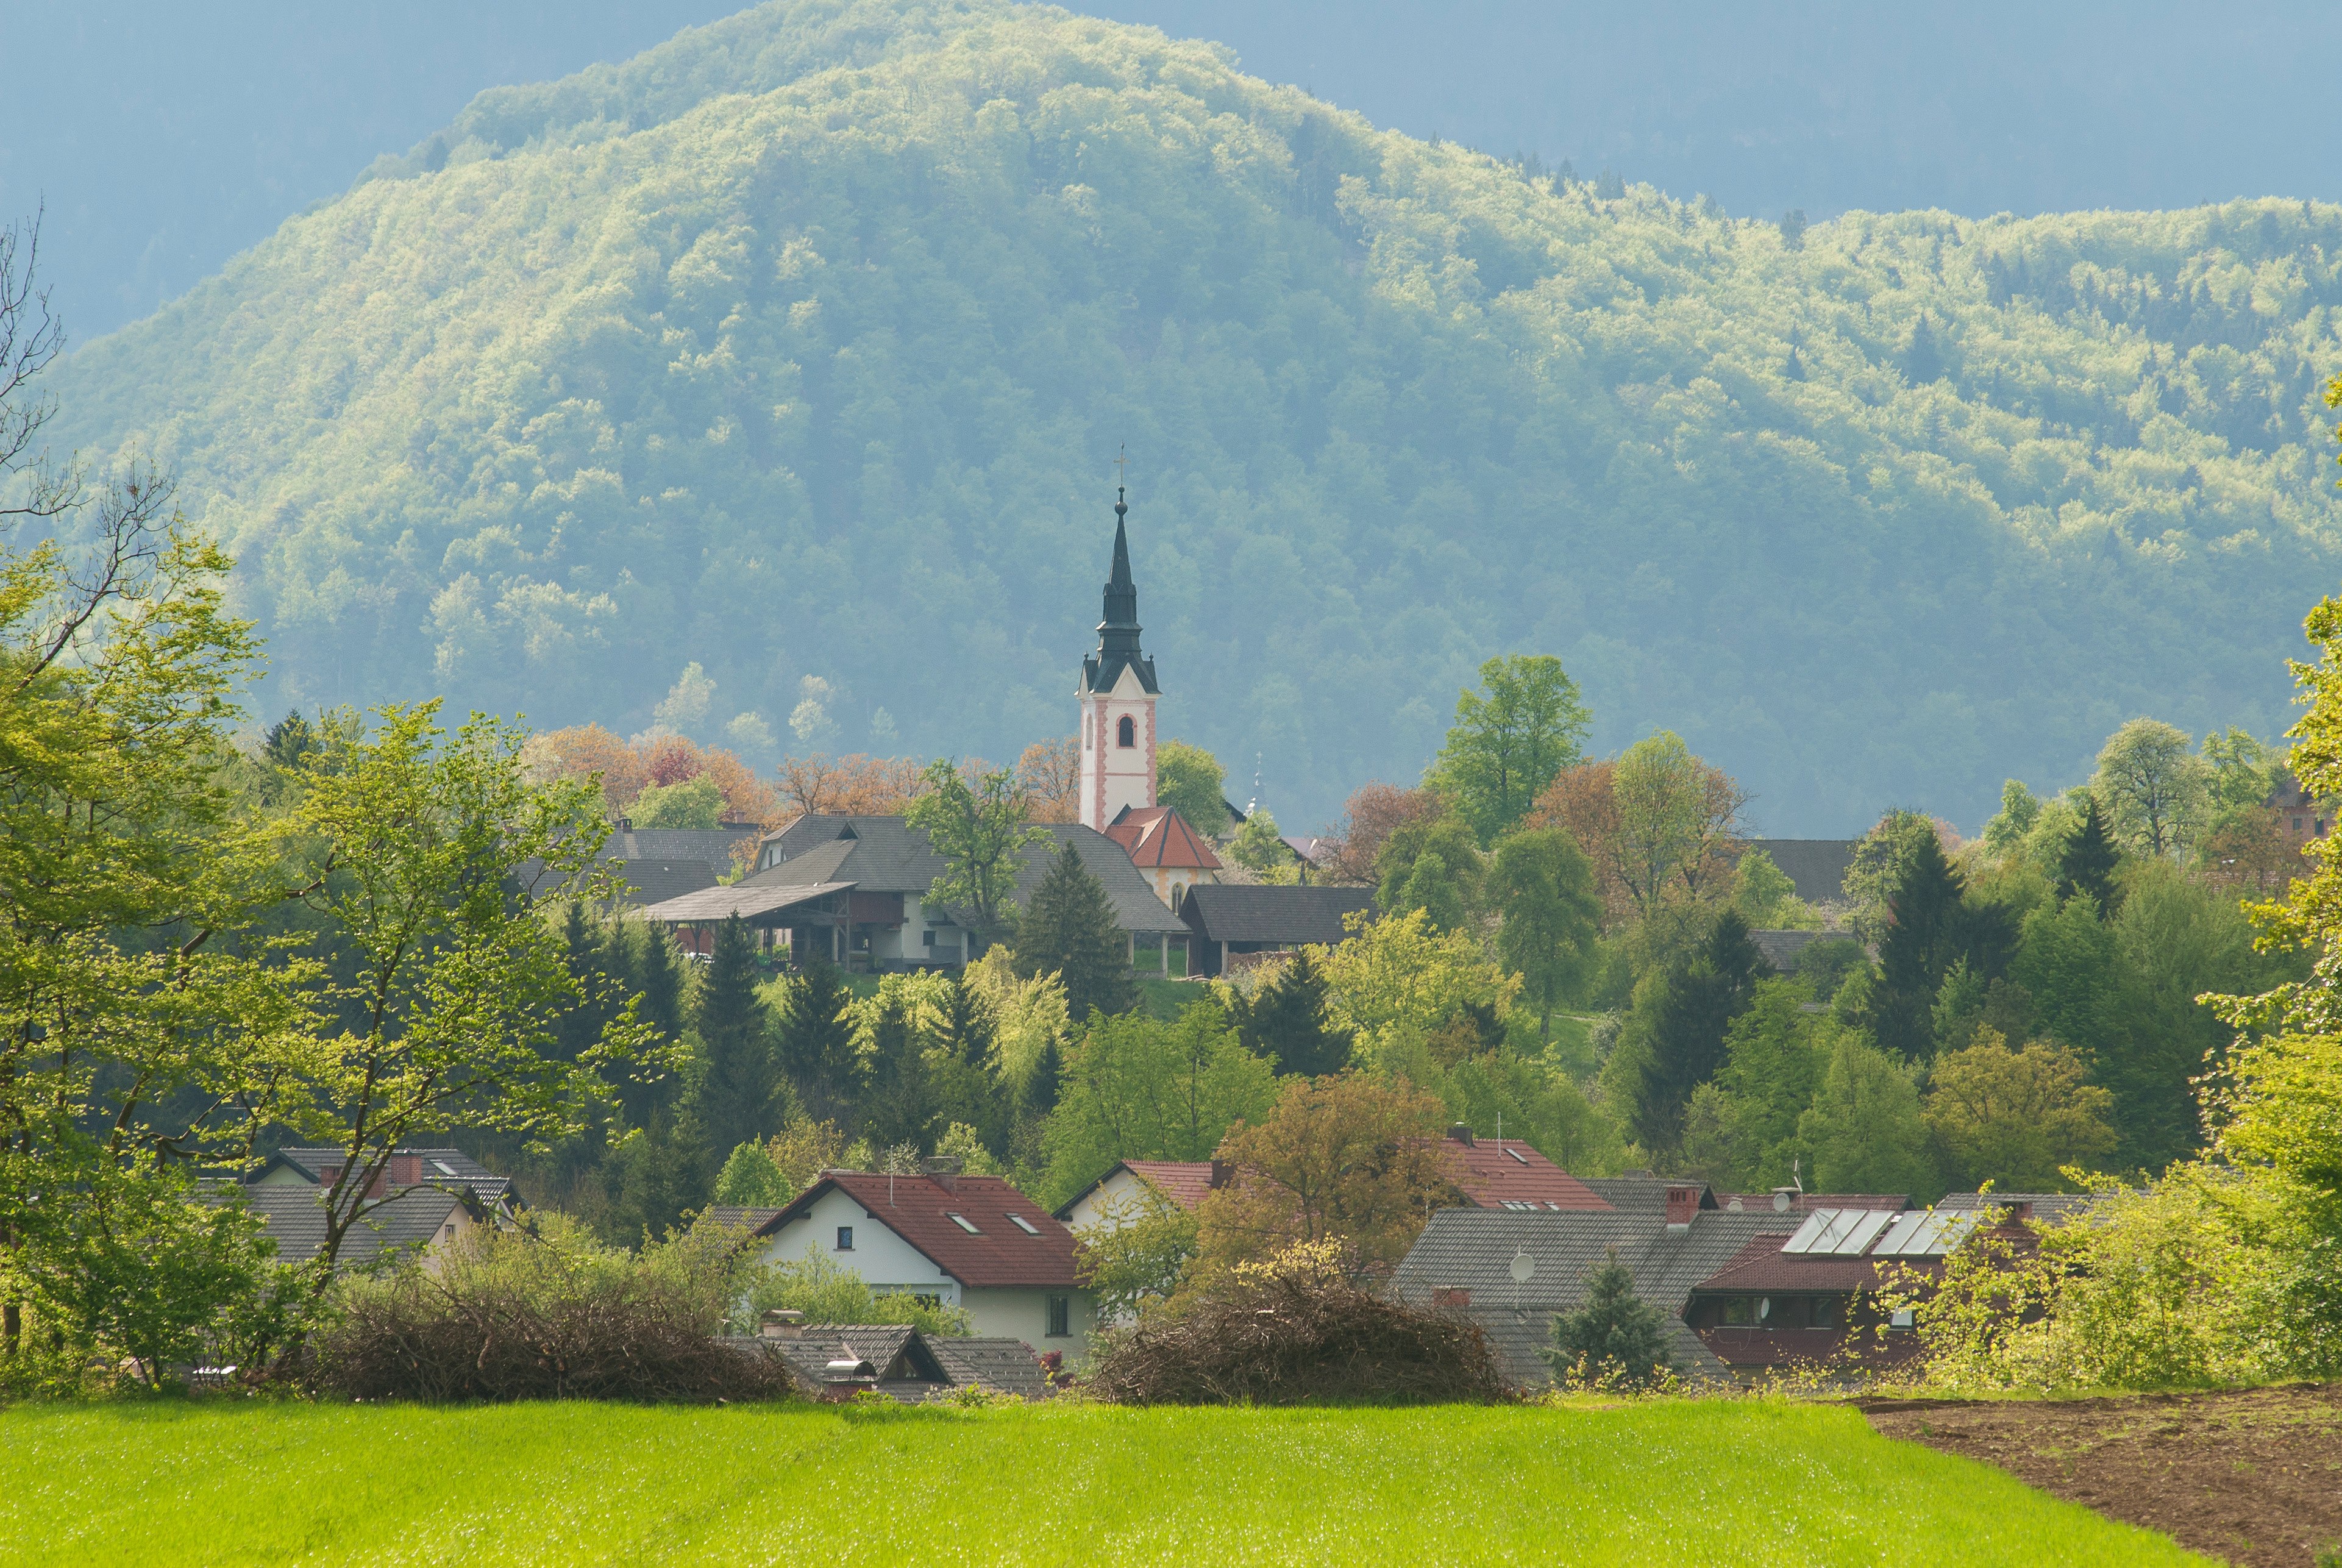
top-left (1233, 947), bottom-right (1354, 1077)
top-left (611, 918), bottom-right (689, 1125)
top-left (1623, 910), bottom-right (1766, 1152)
top-left (1542, 1247), bottom-right (1678, 1388)
top-left (928, 975), bottom-right (1008, 1156)
top-left (1012, 841), bottom-right (1137, 1021)
top-left (2057, 794), bottom-right (2123, 914)
top-left (774, 958), bottom-right (857, 1123)
top-left (1871, 827), bottom-right (1968, 1060)
top-left (550, 900), bottom-right (614, 1066)
top-left (686, 917), bottom-right (788, 1159)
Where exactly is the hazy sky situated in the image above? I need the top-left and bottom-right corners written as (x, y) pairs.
top-left (3, 1), bottom-right (2335, 343)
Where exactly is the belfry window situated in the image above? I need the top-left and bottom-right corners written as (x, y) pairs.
top-left (1117, 716), bottom-right (1136, 748)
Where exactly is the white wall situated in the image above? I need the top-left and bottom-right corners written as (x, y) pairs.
top-left (753, 1187), bottom-right (964, 1303)
top-left (963, 1286), bottom-right (1097, 1355)
top-left (1078, 666), bottom-right (1158, 831)
top-left (1062, 1166), bottom-right (1151, 1233)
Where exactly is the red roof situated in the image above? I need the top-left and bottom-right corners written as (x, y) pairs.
top-left (1690, 1233), bottom-right (1943, 1295)
top-left (1105, 805), bottom-right (1222, 871)
top-left (1444, 1135), bottom-right (1612, 1212)
top-left (756, 1172), bottom-right (1080, 1288)
top-left (1121, 1160), bottom-right (1220, 1210)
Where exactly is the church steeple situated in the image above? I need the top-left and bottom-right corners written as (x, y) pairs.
top-left (1083, 486), bottom-right (1158, 696)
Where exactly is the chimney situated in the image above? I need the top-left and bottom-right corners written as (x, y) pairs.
top-left (1446, 1123), bottom-right (1475, 1147)
top-left (1664, 1185), bottom-right (1699, 1231)
top-left (616, 816), bottom-right (632, 833)
top-left (1431, 1287), bottom-right (1472, 1309)
top-left (919, 1154), bottom-right (963, 1191)
top-left (389, 1152), bottom-right (422, 1188)
top-left (760, 1309), bottom-right (806, 1340)
top-left (1208, 1159), bottom-right (1234, 1189)
top-left (819, 1358), bottom-right (878, 1402)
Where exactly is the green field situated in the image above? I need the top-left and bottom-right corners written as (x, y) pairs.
top-left (0, 1399), bottom-right (2205, 1566)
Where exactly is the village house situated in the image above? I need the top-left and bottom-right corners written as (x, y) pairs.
top-left (734, 1162), bottom-right (1097, 1354)
top-left (1104, 803), bottom-right (1222, 910)
top-left (237, 1147), bottom-right (518, 1271)
top-left (1174, 883), bottom-right (1378, 977)
top-left (742, 1314), bottom-right (1057, 1403)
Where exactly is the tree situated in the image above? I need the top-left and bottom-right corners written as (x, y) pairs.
top-left (1228, 808), bottom-right (1293, 877)
top-left (1710, 978), bottom-right (1832, 1185)
top-left (276, 702), bottom-right (655, 1289)
top-left (1604, 733), bottom-right (1745, 920)
top-left (1486, 827), bottom-right (1601, 1039)
top-left (1796, 1035), bottom-right (1936, 1199)
top-left (774, 752), bottom-right (923, 818)
top-left (1228, 948), bottom-right (1354, 1077)
top-left (2056, 794), bottom-right (2123, 911)
top-left (2012, 894), bottom-right (2124, 1062)
top-left (1606, 910), bottom-right (1766, 1155)
top-left (1156, 739), bottom-right (1230, 836)
top-left (1924, 1029), bottom-right (2115, 1191)
top-left (1073, 1184), bottom-right (1199, 1320)
top-left (849, 971), bottom-right (952, 1149)
top-left (2201, 725), bottom-right (2280, 812)
top-left (1981, 779), bottom-right (2044, 858)
top-left (2093, 718), bottom-right (2213, 858)
top-left (1842, 810), bottom-right (1949, 944)
top-left (1778, 208), bottom-right (1808, 250)
top-left (1193, 1073), bottom-right (1455, 1277)
top-left (906, 758), bottom-right (1048, 948)
top-left (685, 918), bottom-right (789, 1161)
top-left (2196, 806), bottom-right (2302, 897)
top-left (1870, 822), bottom-right (1972, 1060)
top-left (1729, 847), bottom-right (1813, 928)
top-left (1012, 841), bottom-right (1137, 1021)
top-left (630, 772), bottom-right (724, 829)
top-left (1016, 736), bottom-right (1081, 823)
top-left (1430, 655), bottom-right (1590, 843)
top-left (773, 960), bottom-right (857, 1124)
top-left (711, 1141), bottom-right (792, 1206)
top-left (1375, 810), bottom-right (1482, 932)
top-left (1542, 1248), bottom-right (1678, 1388)
top-left (1039, 1000), bottom-right (1277, 1206)
top-left (1323, 783), bottom-right (1441, 885)
top-left (1317, 907), bottom-right (1520, 1065)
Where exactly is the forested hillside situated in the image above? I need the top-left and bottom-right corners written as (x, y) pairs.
top-left (40, 0), bottom-right (2342, 831)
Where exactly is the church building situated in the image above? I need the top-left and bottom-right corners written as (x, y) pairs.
top-left (1078, 488), bottom-right (1221, 908)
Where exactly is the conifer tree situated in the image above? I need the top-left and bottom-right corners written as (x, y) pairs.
top-left (550, 900), bottom-right (614, 1066)
top-left (1012, 841), bottom-right (1137, 1021)
top-left (687, 917), bottom-right (788, 1160)
top-left (1542, 1248), bottom-right (1678, 1388)
top-left (1870, 826), bottom-right (1969, 1060)
top-left (615, 918), bottom-right (689, 1124)
top-left (2057, 794), bottom-right (2123, 914)
top-left (1617, 910), bottom-right (1766, 1153)
top-left (1232, 948), bottom-right (1354, 1078)
top-left (774, 958), bottom-right (858, 1123)
top-left (927, 974), bottom-right (1009, 1157)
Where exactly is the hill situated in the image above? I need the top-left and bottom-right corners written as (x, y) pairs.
top-left (39, 0), bottom-right (2342, 832)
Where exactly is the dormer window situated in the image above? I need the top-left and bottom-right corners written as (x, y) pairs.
top-left (1117, 716), bottom-right (1136, 748)
top-left (947, 1213), bottom-right (982, 1234)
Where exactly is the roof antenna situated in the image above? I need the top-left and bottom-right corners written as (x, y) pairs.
top-left (1248, 754), bottom-right (1261, 816)
top-left (1790, 1155), bottom-right (1804, 1195)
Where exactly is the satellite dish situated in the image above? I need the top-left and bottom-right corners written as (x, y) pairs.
top-left (1509, 1249), bottom-right (1536, 1284)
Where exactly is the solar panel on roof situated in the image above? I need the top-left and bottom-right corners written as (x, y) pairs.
top-left (1874, 1211), bottom-right (1932, 1255)
top-left (1835, 1209), bottom-right (1893, 1255)
top-left (1781, 1210), bottom-right (1835, 1254)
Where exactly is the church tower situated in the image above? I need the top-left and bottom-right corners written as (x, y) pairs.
top-left (1077, 487), bottom-right (1159, 832)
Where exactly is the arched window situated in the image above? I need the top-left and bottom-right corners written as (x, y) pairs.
top-left (1117, 715), bottom-right (1136, 749)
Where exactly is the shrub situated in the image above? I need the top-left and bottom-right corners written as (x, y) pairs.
top-left (310, 1217), bottom-right (795, 1403)
top-left (731, 1247), bottom-right (972, 1339)
top-left (1084, 1239), bottom-right (1507, 1406)
top-left (1540, 1247), bottom-right (1679, 1390)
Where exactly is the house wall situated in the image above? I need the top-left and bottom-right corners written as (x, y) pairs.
top-left (1061, 1167), bottom-right (1153, 1233)
top-left (1078, 666), bottom-right (1157, 832)
top-left (962, 1286), bottom-right (1096, 1355)
top-left (752, 1188), bottom-right (966, 1304)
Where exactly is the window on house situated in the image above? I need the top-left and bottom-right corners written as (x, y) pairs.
top-left (1046, 1295), bottom-right (1070, 1337)
top-left (948, 1213), bottom-right (982, 1234)
top-left (2296, 816), bottom-right (2306, 832)
top-left (1888, 1308), bottom-right (1916, 1330)
top-left (1810, 1296), bottom-right (1842, 1330)
top-left (1008, 1214), bottom-right (1042, 1235)
top-left (835, 1226), bottom-right (854, 1251)
top-left (1117, 716), bottom-right (1135, 748)
top-left (1504, 1146), bottom-right (1529, 1164)
top-left (1721, 1297), bottom-right (1754, 1326)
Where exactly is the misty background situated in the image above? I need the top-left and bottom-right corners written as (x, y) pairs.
top-left (4, 1), bottom-right (2335, 345)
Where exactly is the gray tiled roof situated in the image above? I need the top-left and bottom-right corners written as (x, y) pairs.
top-left (272, 1147), bottom-right (513, 1208)
top-left (1938, 1191), bottom-right (2109, 1222)
top-left (240, 1183), bottom-right (469, 1268)
top-left (928, 1337), bottom-right (1052, 1399)
top-left (607, 859), bottom-right (721, 907)
top-left (1178, 883), bottom-right (1377, 946)
top-left (616, 826), bottom-right (764, 866)
top-left (700, 1205), bottom-right (788, 1231)
top-left (750, 817), bottom-right (1185, 935)
top-left (1735, 839), bottom-right (1859, 905)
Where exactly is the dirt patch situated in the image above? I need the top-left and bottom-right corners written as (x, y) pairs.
top-left (1860, 1384), bottom-right (2342, 1567)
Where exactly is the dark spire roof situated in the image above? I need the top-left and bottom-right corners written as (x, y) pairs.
top-left (1082, 486), bottom-right (1158, 696)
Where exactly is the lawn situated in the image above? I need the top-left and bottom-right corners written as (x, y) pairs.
top-left (0, 1398), bottom-right (2209, 1566)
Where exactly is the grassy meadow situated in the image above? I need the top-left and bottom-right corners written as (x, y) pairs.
top-left (0, 1398), bottom-right (2207, 1566)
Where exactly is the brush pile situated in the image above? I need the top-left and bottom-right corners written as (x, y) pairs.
top-left (1084, 1240), bottom-right (1507, 1406)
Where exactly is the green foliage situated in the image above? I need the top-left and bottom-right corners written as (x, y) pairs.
top-left (1486, 827), bottom-right (1603, 1036)
top-left (711, 1141), bottom-right (791, 1208)
top-left (735, 1247), bottom-right (971, 1339)
top-left (1796, 1034), bottom-right (1936, 1199)
top-left (1542, 1248), bottom-right (1678, 1389)
top-left (1375, 810), bottom-right (1484, 932)
top-left (1073, 1185), bottom-right (1199, 1320)
top-left (1429, 655), bottom-right (1590, 842)
top-left (2011, 894), bottom-right (2124, 1060)
top-left (1923, 1030), bottom-right (2115, 1191)
top-left (2055, 795), bottom-right (2124, 911)
top-left (1705, 978), bottom-right (1832, 1187)
top-left (1226, 947), bottom-right (1354, 1078)
top-left (906, 760), bottom-right (1047, 946)
top-left (1604, 911), bottom-right (1765, 1156)
top-left (773, 960), bottom-right (858, 1125)
top-left (1227, 809), bottom-right (1293, 877)
top-left (1011, 841), bottom-right (1139, 1022)
top-left (628, 772), bottom-right (724, 829)
top-left (1868, 821), bottom-right (1981, 1060)
top-left (685, 918), bottom-right (788, 1160)
top-left (1039, 1001), bottom-right (1278, 1208)
top-left (2092, 718), bottom-right (2213, 859)
top-left (48, 1), bottom-right (2342, 831)
top-left (1155, 741), bottom-right (1229, 837)
top-left (2202, 725), bottom-right (2281, 811)
top-left (1981, 779), bottom-right (2043, 857)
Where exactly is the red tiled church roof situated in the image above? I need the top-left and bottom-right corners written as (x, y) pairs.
top-left (756, 1172), bottom-right (1080, 1288)
top-left (1106, 805), bottom-right (1222, 870)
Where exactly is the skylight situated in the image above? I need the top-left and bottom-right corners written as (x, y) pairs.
top-left (430, 1158), bottom-right (458, 1176)
top-left (1504, 1146), bottom-right (1529, 1164)
top-left (947, 1213), bottom-right (982, 1234)
top-left (1008, 1214), bottom-right (1042, 1235)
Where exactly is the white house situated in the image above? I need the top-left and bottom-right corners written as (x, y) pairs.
top-left (746, 1167), bottom-right (1097, 1355)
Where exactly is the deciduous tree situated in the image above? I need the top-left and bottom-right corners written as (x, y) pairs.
top-left (2093, 718), bottom-right (2213, 858)
top-left (1486, 827), bottom-right (1601, 1039)
top-left (1155, 739), bottom-right (1230, 836)
top-left (1429, 654), bottom-right (1590, 843)
top-left (907, 758), bottom-right (1048, 949)
top-left (1924, 1029), bottom-right (2115, 1191)
top-left (1039, 1000), bottom-right (1276, 1206)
